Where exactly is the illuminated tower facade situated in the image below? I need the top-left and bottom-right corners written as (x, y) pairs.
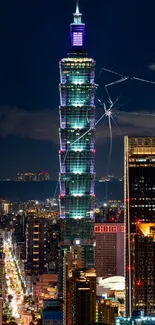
top-left (124, 136), bottom-right (155, 316)
top-left (59, 1), bottom-right (96, 268)
top-left (133, 223), bottom-right (155, 315)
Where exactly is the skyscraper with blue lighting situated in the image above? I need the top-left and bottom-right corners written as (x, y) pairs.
top-left (59, 1), bottom-right (97, 268)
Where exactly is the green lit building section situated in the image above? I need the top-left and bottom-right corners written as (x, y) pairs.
top-left (59, 3), bottom-right (96, 268)
top-left (59, 58), bottom-right (96, 220)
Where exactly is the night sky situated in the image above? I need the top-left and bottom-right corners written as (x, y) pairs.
top-left (0, 0), bottom-right (155, 179)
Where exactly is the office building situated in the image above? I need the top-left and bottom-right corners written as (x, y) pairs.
top-left (46, 220), bottom-right (60, 272)
top-left (132, 223), bottom-right (155, 315)
top-left (95, 223), bottom-right (124, 277)
top-left (26, 211), bottom-right (47, 273)
top-left (13, 212), bottom-right (27, 244)
top-left (63, 247), bottom-right (82, 325)
top-left (124, 136), bottom-right (155, 316)
top-left (59, 1), bottom-right (97, 269)
top-left (66, 267), bottom-right (96, 325)
top-left (63, 247), bottom-right (96, 325)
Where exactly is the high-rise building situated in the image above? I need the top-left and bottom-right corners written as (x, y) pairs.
top-left (124, 136), bottom-right (155, 316)
top-left (26, 212), bottom-right (47, 273)
top-left (59, 1), bottom-right (97, 270)
top-left (63, 247), bottom-right (96, 325)
top-left (94, 223), bottom-right (124, 277)
top-left (26, 211), bottom-right (60, 275)
top-left (132, 223), bottom-right (155, 315)
top-left (66, 268), bottom-right (96, 325)
top-left (13, 212), bottom-right (27, 244)
top-left (63, 247), bottom-right (83, 325)
top-left (46, 220), bottom-right (60, 272)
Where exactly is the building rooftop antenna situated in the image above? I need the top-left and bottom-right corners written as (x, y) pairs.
top-left (74, 0), bottom-right (82, 24)
top-left (76, 0), bottom-right (80, 14)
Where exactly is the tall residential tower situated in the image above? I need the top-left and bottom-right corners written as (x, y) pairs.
top-left (59, 1), bottom-right (97, 268)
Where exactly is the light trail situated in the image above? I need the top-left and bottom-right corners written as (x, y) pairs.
top-left (4, 240), bottom-right (26, 323)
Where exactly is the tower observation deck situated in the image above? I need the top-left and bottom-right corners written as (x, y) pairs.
top-left (59, 1), bottom-right (97, 268)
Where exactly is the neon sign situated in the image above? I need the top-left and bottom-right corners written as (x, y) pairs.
top-left (94, 225), bottom-right (124, 233)
top-left (95, 225), bottom-right (117, 233)
top-left (73, 32), bottom-right (83, 46)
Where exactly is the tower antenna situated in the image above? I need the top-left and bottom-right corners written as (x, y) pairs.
top-left (76, 0), bottom-right (80, 14)
top-left (74, 0), bottom-right (82, 24)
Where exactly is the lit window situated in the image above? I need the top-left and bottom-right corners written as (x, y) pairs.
top-left (73, 32), bottom-right (83, 47)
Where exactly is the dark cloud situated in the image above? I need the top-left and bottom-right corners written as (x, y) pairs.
top-left (96, 110), bottom-right (155, 140)
top-left (0, 107), bottom-right (155, 145)
top-left (0, 106), bottom-right (59, 143)
top-left (117, 110), bottom-right (155, 132)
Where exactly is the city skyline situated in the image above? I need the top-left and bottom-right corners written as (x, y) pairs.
top-left (1, 2), bottom-right (155, 324)
top-left (0, 1), bottom-right (155, 178)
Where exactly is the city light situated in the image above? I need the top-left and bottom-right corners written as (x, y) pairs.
top-left (3, 240), bottom-right (28, 323)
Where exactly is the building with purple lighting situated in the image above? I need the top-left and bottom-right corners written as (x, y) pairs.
top-left (59, 0), bottom-right (97, 270)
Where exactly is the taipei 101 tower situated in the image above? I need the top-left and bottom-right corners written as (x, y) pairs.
top-left (59, 0), bottom-right (97, 270)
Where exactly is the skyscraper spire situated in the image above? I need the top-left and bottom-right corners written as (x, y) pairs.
top-left (75, 0), bottom-right (80, 14)
top-left (70, 0), bottom-right (85, 48)
top-left (74, 0), bottom-right (82, 24)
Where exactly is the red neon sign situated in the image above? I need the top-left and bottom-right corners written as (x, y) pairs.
top-left (94, 225), bottom-right (117, 233)
top-left (120, 225), bottom-right (124, 232)
top-left (94, 225), bottom-right (124, 233)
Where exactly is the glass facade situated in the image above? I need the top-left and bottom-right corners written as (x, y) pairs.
top-left (124, 137), bottom-right (155, 316)
top-left (132, 225), bottom-right (155, 315)
top-left (59, 3), bottom-right (96, 268)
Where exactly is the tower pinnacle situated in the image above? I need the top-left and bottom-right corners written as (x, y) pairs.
top-left (73, 0), bottom-right (82, 24)
top-left (76, 0), bottom-right (80, 14)
top-left (70, 0), bottom-right (85, 48)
